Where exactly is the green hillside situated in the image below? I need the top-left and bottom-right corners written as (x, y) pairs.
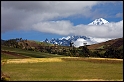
top-left (1, 37), bottom-right (123, 59)
top-left (1, 45), bottom-right (66, 59)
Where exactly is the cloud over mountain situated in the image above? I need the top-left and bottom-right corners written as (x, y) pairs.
top-left (32, 19), bottom-right (123, 38)
top-left (1, 1), bottom-right (123, 39)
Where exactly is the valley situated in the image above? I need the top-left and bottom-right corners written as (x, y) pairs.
top-left (1, 37), bottom-right (123, 81)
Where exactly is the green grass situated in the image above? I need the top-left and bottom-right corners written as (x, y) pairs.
top-left (1, 46), bottom-right (66, 58)
top-left (1, 53), bottom-right (22, 59)
top-left (1, 46), bottom-right (123, 81)
top-left (1, 59), bottom-right (123, 81)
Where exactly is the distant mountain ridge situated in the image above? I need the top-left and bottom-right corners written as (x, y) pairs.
top-left (42, 35), bottom-right (112, 47)
top-left (43, 36), bottom-right (91, 46)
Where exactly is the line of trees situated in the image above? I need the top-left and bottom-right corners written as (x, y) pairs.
top-left (2, 38), bottom-right (28, 48)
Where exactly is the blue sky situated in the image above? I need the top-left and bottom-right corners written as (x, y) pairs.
top-left (1, 1), bottom-right (123, 41)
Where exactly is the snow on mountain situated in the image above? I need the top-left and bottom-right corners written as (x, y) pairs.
top-left (42, 18), bottom-right (113, 47)
top-left (88, 18), bottom-right (109, 25)
top-left (59, 36), bottom-right (71, 40)
top-left (42, 35), bottom-right (112, 47)
top-left (43, 36), bottom-right (90, 46)
top-left (74, 38), bottom-right (95, 47)
top-left (74, 37), bottom-right (113, 47)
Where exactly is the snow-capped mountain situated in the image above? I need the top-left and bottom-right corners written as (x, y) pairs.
top-left (43, 36), bottom-right (90, 46)
top-left (42, 35), bottom-right (112, 47)
top-left (42, 18), bottom-right (112, 47)
top-left (88, 18), bottom-right (109, 25)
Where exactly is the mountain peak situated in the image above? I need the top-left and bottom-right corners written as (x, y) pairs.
top-left (88, 18), bottom-right (109, 25)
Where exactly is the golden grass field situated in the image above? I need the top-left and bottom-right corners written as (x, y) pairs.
top-left (6, 58), bottom-right (63, 63)
top-left (2, 57), bottom-right (123, 81)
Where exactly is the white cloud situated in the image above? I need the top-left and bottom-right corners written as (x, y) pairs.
top-left (1, 1), bottom-right (123, 39)
top-left (1, 1), bottom-right (103, 33)
top-left (32, 20), bottom-right (74, 35)
top-left (74, 38), bottom-right (93, 47)
top-left (32, 20), bottom-right (123, 38)
top-left (77, 20), bottom-right (123, 38)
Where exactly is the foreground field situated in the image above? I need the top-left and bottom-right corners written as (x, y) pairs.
top-left (1, 57), bottom-right (123, 81)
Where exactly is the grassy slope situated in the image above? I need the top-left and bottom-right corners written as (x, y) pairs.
top-left (34, 40), bottom-right (54, 46)
top-left (1, 53), bottom-right (22, 59)
top-left (1, 46), bottom-right (66, 59)
top-left (2, 59), bottom-right (123, 81)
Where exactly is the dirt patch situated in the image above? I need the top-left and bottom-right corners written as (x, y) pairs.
top-left (1, 50), bottom-right (29, 58)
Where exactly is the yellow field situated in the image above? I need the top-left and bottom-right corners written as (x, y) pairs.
top-left (2, 57), bottom-right (123, 81)
top-left (5, 57), bottom-right (123, 64)
top-left (6, 58), bottom-right (63, 63)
